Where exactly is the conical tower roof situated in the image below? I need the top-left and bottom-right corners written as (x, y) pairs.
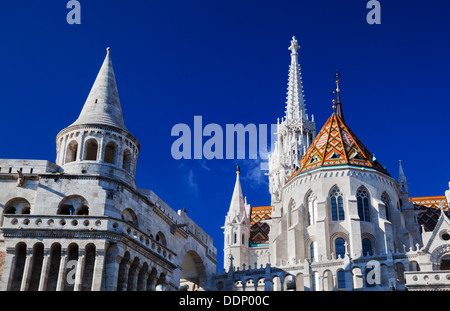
top-left (289, 113), bottom-right (389, 179)
top-left (70, 48), bottom-right (128, 131)
top-left (226, 166), bottom-right (247, 224)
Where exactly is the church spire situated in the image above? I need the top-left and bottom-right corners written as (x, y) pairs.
top-left (225, 165), bottom-right (247, 224)
top-left (71, 47), bottom-right (128, 132)
top-left (398, 160), bottom-right (409, 193)
top-left (332, 71), bottom-right (345, 122)
top-left (285, 36), bottom-right (306, 121)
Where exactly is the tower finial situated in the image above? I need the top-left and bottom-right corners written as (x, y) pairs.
top-left (331, 71), bottom-right (345, 121)
top-left (288, 36), bottom-right (300, 56)
top-left (236, 163), bottom-right (241, 174)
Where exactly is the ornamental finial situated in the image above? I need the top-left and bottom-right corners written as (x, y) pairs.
top-left (288, 36), bottom-right (300, 55)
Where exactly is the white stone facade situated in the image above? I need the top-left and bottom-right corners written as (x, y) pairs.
top-left (213, 38), bottom-right (450, 291)
top-left (0, 49), bottom-right (217, 291)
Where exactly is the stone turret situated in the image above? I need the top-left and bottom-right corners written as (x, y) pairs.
top-left (55, 48), bottom-right (140, 188)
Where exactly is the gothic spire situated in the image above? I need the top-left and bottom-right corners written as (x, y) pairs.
top-left (332, 71), bottom-right (345, 122)
top-left (285, 36), bottom-right (306, 121)
top-left (398, 160), bottom-right (409, 192)
top-left (226, 166), bottom-right (247, 224)
top-left (71, 47), bottom-right (128, 132)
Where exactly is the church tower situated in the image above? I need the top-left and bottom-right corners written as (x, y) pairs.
top-left (55, 48), bottom-right (140, 188)
top-left (223, 165), bottom-right (251, 271)
top-left (268, 36), bottom-right (316, 204)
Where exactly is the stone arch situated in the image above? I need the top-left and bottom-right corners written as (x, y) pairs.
top-left (64, 243), bottom-right (79, 291)
top-left (361, 233), bottom-right (376, 256)
top-left (156, 231), bottom-right (167, 247)
top-left (2, 198), bottom-right (31, 224)
top-left (351, 266), bottom-right (363, 289)
top-left (121, 208), bottom-right (138, 227)
top-left (146, 267), bottom-right (158, 291)
top-left (305, 190), bottom-right (318, 226)
top-left (10, 242), bottom-right (27, 291)
top-left (180, 250), bottom-right (207, 291)
top-left (65, 140), bottom-right (78, 163)
top-left (57, 195), bottom-right (89, 215)
top-left (295, 272), bottom-right (304, 291)
top-left (117, 251), bottom-right (131, 291)
top-left (272, 275), bottom-right (281, 291)
top-left (408, 260), bottom-right (420, 271)
top-left (256, 277), bottom-right (266, 291)
top-left (283, 274), bottom-right (295, 291)
top-left (127, 256), bottom-right (140, 291)
top-left (137, 262), bottom-right (148, 291)
top-left (83, 138), bottom-right (99, 161)
top-left (356, 185), bottom-right (372, 222)
top-left (46, 242), bottom-right (62, 291)
top-left (122, 149), bottom-right (132, 173)
top-left (395, 262), bottom-right (406, 285)
top-left (330, 232), bottom-right (349, 259)
top-left (323, 269), bottom-right (334, 291)
top-left (155, 272), bottom-right (167, 291)
top-left (329, 185), bottom-right (345, 221)
top-left (104, 141), bottom-right (118, 164)
top-left (81, 243), bottom-right (96, 291)
top-left (28, 242), bottom-right (45, 291)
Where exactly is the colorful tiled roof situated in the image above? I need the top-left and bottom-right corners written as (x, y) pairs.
top-left (250, 206), bottom-right (272, 246)
top-left (289, 113), bottom-right (389, 180)
top-left (411, 196), bottom-right (449, 231)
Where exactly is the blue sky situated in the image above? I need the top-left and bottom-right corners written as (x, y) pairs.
top-left (0, 1), bottom-right (449, 269)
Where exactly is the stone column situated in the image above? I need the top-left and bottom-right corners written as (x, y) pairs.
top-left (56, 251), bottom-right (68, 291)
top-left (74, 251), bottom-right (86, 291)
top-left (38, 250), bottom-right (51, 291)
top-left (1, 248), bottom-right (16, 291)
top-left (91, 249), bottom-right (105, 291)
top-left (20, 250), bottom-right (33, 291)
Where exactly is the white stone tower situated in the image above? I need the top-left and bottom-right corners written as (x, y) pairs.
top-left (268, 36), bottom-right (316, 204)
top-left (55, 48), bottom-right (140, 188)
top-left (223, 165), bottom-right (251, 271)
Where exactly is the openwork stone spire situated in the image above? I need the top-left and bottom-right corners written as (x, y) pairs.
top-left (285, 36), bottom-right (306, 121)
top-left (71, 47), bottom-right (128, 132)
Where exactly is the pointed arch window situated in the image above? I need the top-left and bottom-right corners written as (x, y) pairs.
top-left (381, 192), bottom-right (391, 222)
top-left (306, 192), bottom-right (318, 226)
top-left (335, 237), bottom-right (346, 259)
top-left (357, 187), bottom-right (371, 222)
top-left (288, 200), bottom-right (296, 228)
top-left (310, 241), bottom-right (318, 261)
top-left (362, 238), bottom-right (373, 256)
top-left (330, 187), bottom-right (344, 221)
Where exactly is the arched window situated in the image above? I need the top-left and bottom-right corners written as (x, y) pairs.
top-left (58, 195), bottom-right (88, 216)
top-left (121, 208), bottom-right (138, 227)
top-left (337, 269), bottom-right (346, 290)
top-left (65, 140), bottom-right (78, 163)
top-left (357, 187), bottom-right (371, 222)
top-left (362, 238), bottom-right (373, 256)
top-left (330, 187), bottom-right (344, 221)
top-left (335, 237), bottom-right (346, 259)
top-left (381, 192), bottom-right (391, 221)
top-left (306, 192), bottom-right (318, 226)
top-left (156, 232), bottom-right (167, 247)
top-left (122, 149), bottom-right (132, 173)
top-left (104, 141), bottom-right (117, 164)
top-left (288, 200), bottom-right (296, 227)
top-left (310, 241), bottom-right (317, 261)
top-left (83, 138), bottom-right (98, 161)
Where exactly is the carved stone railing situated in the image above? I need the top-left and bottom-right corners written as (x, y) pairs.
top-left (1, 214), bottom-right (176, 264)
top-left (405, 271), bottom-right (450, 290)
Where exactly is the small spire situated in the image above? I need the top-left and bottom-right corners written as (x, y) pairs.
top-left (331, 71), bottom-right (345, 121)
top-left (236, 163), bottom-right (241, 175)
top-left (288, 36), bottom-right (300, 56)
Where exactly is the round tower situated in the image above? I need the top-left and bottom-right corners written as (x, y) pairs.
top-left (55, 48), bottom-right (140, 188)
